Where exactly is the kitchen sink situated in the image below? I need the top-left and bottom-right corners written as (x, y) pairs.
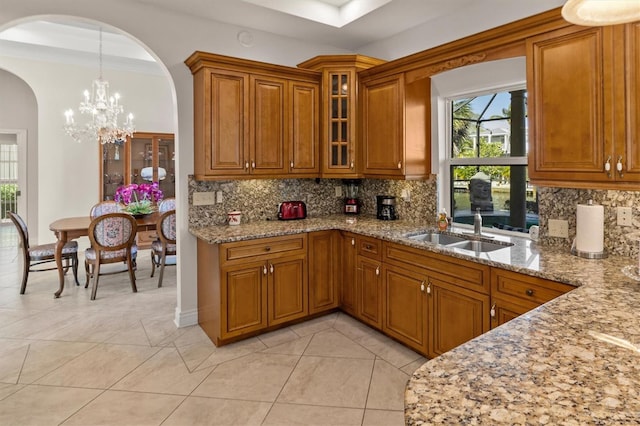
top-left (406, 232), bottom-right (467, 245)
top-left (405, 231), bottom-right (514, 253)
top-left (446, 239), bottom-right (513, 253)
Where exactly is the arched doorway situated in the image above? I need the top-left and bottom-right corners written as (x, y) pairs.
top-left (0, 16), bottom-right (181, 315)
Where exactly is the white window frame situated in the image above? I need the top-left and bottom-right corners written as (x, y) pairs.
top-left (430, 56), bottom-right (528, 236)
top-left (442, 84), bottom-right (530, 234)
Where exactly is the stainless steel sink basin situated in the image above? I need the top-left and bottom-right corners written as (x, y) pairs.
top-left (406, 232), bottom-right (467, 245)
top-left (405, 231), bottom-right (514, 253)
top-left (446, 239), bottom-right (513, 253)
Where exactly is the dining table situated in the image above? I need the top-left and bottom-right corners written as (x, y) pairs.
top-left (48, 212), bottom-right (159, 298)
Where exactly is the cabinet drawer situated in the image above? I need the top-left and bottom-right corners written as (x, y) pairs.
top-left (384, 242), bottom-right (490, 294)
top-left (491, 268), bottom-right (574, 306)
top-left (357, 236), bottom-right (382, 260)
top-left (221, 234), bottom-right (307, 266)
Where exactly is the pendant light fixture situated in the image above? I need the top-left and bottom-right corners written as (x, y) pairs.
top-left (64, 27), bottom-right (135, 144)
top-left (562, 0), bottom-right (640, 26)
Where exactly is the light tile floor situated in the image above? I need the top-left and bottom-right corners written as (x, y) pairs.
top-left (0, 223), bottom-right (426, 425)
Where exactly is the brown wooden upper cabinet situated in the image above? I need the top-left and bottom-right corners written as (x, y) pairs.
top-left (360, 73), bottom-right (431, 179)
top-left (186, 52), bottom-right (320, 180)
top-left (527, 22), bottom-right (640, 188)
top-left (298, 55), bottom-right (386, 178)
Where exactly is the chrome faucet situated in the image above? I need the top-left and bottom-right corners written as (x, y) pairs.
top-left (474, 208), bottom-right (482, 236)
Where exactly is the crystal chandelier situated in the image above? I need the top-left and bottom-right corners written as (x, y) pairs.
top-left (64, 27), bottom-right (134, 144)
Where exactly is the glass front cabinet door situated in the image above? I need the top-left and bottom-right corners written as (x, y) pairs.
top-left (130, 132), bottom-right (175, 200)
top-left (101, 142), bottom-right (127, 201)
top-left (99, 132), bottom-right (175, 201)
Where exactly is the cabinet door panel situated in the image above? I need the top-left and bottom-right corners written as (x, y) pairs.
top-left (340, 232), bottom-right (358, 316)
top-left (357, 257), bottom-right (382, 329)
top-left (251, 76), bottom-right (287, 174)
top-left (309, 231), bottom-right (339, 314)
top-left (290, 81), bottom-right (319, 175)
top-left (222, 263), bottom-right (267, 338)
top-left (490, 299), bottom-right (536, 329)
top-left (322, 70), bottom-right (358, 176)
top-left (622, 22), bottom-right (640, 180)
top-left (208, 70), bottom-right (250, 175)
top-left (383, 265), bottom-right (428, 354)
top-left (527, 26), bottom-right (609, 182)
top-left (268, 255), bottom-right (308, 326)
top-left (429, 277), bottom-right (489, 358)
top-left (362, 75), bottom-right (404, 176)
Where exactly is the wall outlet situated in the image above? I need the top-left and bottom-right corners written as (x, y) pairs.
top-left (335, 186), bottom-right (343, 197)
top-left (548, 219), bottom-right (569, 238)
top-left (617, 206), bottom-right (633, 226)
top-left (401, 189), bottom-right (411, 201)
top-left (216, 190), bottom-right (223, 204)
top-left (193, 192), bottom-right (216, 206)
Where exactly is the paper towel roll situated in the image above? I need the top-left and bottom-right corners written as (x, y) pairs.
top-left (576, 203), bottom-right (604, 253)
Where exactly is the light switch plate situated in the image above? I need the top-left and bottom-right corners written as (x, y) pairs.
top-left (193, 192), bottom-right (216, 206)
top-left (548, 219), bottom-right (569, 238)
top-left (617, 206), bottom-right (633, 226)
top-left (335, 186), bottom-right (343, 197)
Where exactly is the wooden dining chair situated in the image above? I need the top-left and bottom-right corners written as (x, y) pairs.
top-left (150, 209), bottom-right (176, 287)
top-left (158, 197), bottom-right (175, 213)
top-left (8, 211), bottom-right (79, 294)
top-left (90, 200), bottom-right (124, 218)
top-left (84, 212), bottom-right (138, 300)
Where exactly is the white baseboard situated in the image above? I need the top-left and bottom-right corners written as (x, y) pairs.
top-left (174, 307), bottom-right (198, 328)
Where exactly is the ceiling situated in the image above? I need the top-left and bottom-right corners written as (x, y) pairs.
top-left (0, 0), bottom-right (565, 71)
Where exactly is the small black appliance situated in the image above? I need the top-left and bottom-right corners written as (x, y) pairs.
top-left (376, 195), bottom-right (397, 220)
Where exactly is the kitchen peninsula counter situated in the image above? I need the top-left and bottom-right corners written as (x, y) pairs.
top-left (190, 215), bottom-right (640, 424)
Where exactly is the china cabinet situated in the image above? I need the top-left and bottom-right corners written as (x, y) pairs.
top-left (99, 132), bottom-right (175, 201)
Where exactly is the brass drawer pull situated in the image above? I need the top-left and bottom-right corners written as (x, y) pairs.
top-left (265, 246), bottom-right (271, 252)
top-left (526, 289), bottom-right (534, 296)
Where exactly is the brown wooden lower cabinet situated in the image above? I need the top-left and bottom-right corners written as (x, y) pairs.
top-left (428, 274), bottom-right (490, 359)
top-left (267, 254), bottom-right (308, 326)
top-left (339, 231), bottom-right (358, 316)
top-left (221, 261), bottom-right (268, 338)
top-left (383, 264), bottom-right (428, 354)
top-left (308, 230), bottom-right (339, 315)
top-left (490, 267), bottom-right (574, 328)
top-left (357, 256), bottom-right (383, 329)
top-left (490, 300), bottom-right (534, 328)
top-left (197, 232), bottom-right (574, 354)
top-left (197, 234), bottom-right (308, 346)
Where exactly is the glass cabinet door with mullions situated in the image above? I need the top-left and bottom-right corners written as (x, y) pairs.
top-left (99, 132), bottom-right (175, 202)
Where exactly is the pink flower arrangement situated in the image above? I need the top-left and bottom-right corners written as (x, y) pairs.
top-left (114, 183), bottom-right (163, 215)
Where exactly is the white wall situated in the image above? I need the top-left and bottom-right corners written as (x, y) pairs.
top-left (0, 0), bottom-right (350, 328)
top-left (358, 0), bottom-right (565, 60)
top-left (0, 56), bottom-right (173, 245)
top-left (0, 69), bottom-right (37, 233)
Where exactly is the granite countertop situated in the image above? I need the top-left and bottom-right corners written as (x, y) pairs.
top-left (190, 215), bottom-right (640, 424)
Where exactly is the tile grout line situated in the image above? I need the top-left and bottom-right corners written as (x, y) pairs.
top-left (260, 328), bottom-right (314, 425)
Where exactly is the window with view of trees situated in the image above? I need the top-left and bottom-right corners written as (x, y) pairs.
top-left (448, 88), bottom-right (538, 233)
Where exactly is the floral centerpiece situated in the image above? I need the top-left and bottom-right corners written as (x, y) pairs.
top-left (114, 182), bottom-right (163, 216)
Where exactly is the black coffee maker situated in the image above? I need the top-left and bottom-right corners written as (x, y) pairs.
top-left (376, 195), bottom-right (397, 220)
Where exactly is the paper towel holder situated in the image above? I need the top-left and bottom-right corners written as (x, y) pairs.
top-left (570, 238), bottom-right (608, 259)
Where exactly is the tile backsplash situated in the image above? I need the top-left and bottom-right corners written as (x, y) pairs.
top-left (537, 187), bottom-right (640, 258)
top-left (188, 176), bottom-right (640, 259)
